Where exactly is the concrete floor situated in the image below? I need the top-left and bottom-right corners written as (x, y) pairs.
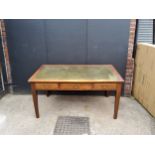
top-left (0, 94), bottom-right (155, 135)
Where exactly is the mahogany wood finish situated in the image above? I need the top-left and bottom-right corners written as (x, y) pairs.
top-left (113, 83), bottom-right (122, 119)
top-left (28, 65), bottom-right (124, 119)
top-left (31, 84), bottom-right (39, 118)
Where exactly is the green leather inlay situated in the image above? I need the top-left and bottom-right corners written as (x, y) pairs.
top-left (35, 65), bottom-right (117, 81)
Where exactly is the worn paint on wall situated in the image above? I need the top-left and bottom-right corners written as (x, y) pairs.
top-left (0, 20), bottom-right (12, 92)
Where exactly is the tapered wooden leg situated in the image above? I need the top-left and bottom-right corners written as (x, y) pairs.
top-left (113, 83), bottom-right (122, 119)
top-left (31, 84), bottom-right (39, 118)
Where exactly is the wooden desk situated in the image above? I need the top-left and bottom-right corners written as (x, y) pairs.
top-left (28, 65), bottom-right (124, 119)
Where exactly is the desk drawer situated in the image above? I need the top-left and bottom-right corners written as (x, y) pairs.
top-left (60, 83), bottom-right (92, 90)
top-left (93, 83), bottom-right (116, 90)
top-left (34, 83), bottom-right (58, 90)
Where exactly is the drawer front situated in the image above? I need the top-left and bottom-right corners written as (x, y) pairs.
top-left (93, 83), bottom-right (116, 90)
top-left (60, 83), bottom-right (92, 90)
top-left (34, 83), bottom-right (58, 90)
top-left (34, 82), bottom-right (117, 91)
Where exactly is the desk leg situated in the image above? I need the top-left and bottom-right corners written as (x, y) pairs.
top-left (31, 84), bottom-right (39, 118)
top-left (104, 91), bottom-right (109, 97)
top-left (46, 91), bottom-right (51, 97)
top-left (113, 83), bottom-right (122, 119)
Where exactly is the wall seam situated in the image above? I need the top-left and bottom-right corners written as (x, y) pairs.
top-left (85, 19), bottom-right (88, 64)
top-left (43, 20), bottom-right (49, 64)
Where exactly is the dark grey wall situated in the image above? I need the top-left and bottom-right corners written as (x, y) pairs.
top-left (5, 19), bottom-right (130, 92)
top-left (5, 20), bottom-right (47, 92)
top-left (87, 20), bottom-right (129, 76)
top-left (45, 20), bottom-right (87, 64)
